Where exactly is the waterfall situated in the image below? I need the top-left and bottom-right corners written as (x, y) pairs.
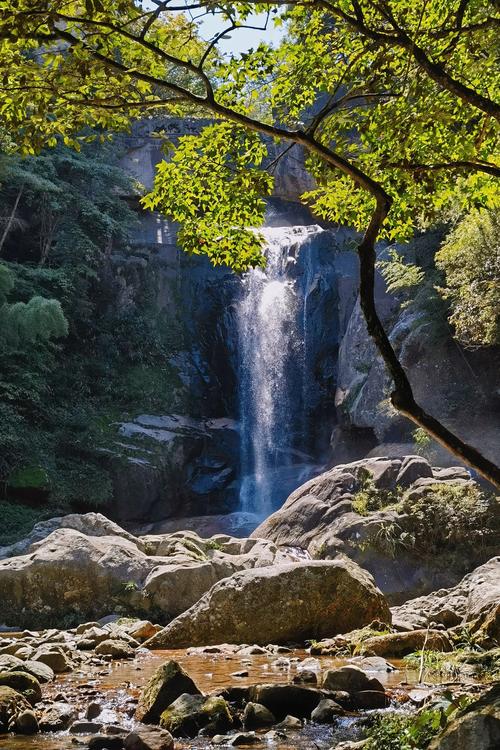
top-left (236, 225), bottom-right (324, 519)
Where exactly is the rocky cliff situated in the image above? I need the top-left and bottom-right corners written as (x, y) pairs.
top-left (98, 118), bottom-right (499, 526)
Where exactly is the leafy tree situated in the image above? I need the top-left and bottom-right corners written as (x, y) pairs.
top-left (436, 208), bottom-right (500, 348)
top-left (0, 1), bottom-right (499, 486)
top-left (0, 263), bottom-right (68, 344)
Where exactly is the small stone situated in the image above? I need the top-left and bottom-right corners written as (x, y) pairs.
top-left (231, 670), bottom-right (249, 678)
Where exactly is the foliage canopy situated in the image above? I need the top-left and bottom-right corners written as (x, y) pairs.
top-left (0, 0), bottom-right (499, 484)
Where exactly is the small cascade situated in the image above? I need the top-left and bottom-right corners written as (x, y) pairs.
top-left (236, 225), bottom-right (324, 519)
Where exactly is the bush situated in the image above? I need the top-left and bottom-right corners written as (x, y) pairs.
top-left (352, 469), bottom-right (398, 515)
top-left (0, 501), bottom-right (60, 546)
top-left (436, 208), bottom-right (500, 348)
top-left (398, 483), bottom-right (500, 556)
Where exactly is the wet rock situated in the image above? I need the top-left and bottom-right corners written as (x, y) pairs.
top-left (276, 715), bottom-right (303, 729)
top-left (95, 639), bottom-right (135, 659)
top-left (311, 699), bottom-right (344, 723)
top-left (351, 690), bottom-right (390, 709)
top-left (135, 660), bottom-right (201, 724)
top-left (242, 701), bottom-right (276, 728)
top-left (86, 702), bottom-right (102, 720)
top-left (213, 732), bottom-right (260, 745)
top-left (237, 645), bottom-right (268, 656)
top-left (15, 708), bottom-right (39, 735)
top-left (0, 685), bottom-right (31, 732)
top-left (361, 629), bottom-right (452, 657)
top-left (293, 670), bottom-right (317, 684)
top-left (145, 560), bottom-right (390, 648)
top-left (0, 671), bottom-right (42, 705)
top-left (87, 736), bottom-right (126, 750)
top-left (428, 683), bottom-right (500, 750)
top-left (322, 666), bottom-right (384, 693)
top-left (71, 720), bottom-right (104, 733)
top-left (349, 656), bottom-right (396, 672)
top-left (248, 684), bottom-right (327, 719)
top-left (231, 670), bottom-right (248, 678)
top-left (39, 701), bottom-right (77, 731)
top-left (159, 694), bottom-right (233, 737)
top-left (124, 726), bottom-right (174, 750)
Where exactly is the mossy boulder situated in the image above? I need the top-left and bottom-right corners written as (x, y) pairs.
top-left (0, 686), bottom-right (31, 732)
top-left (135, 660), bottom-right (201, 724)
top-left (159, 694), bottom-right (233, 737)
top-left (428, 683), bottom-right (500, 750)
top-left (0, 671), bottom-right (42, 705)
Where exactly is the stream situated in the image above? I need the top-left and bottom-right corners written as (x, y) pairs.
top-left (0, 647), bottom-right (473, 750)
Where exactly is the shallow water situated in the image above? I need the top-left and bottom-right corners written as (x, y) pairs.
top-left (0, 648), bottom-right (466, 750)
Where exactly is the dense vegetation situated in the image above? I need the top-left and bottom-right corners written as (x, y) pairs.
top-left (0, 142), bottom-right (183, 541)
top-left (0, 0), bottom-right (498, 485)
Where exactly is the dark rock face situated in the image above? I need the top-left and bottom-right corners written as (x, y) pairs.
top-left (91, 119), bottom-right (500, 525)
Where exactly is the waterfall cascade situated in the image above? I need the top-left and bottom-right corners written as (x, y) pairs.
top-left (236, 225), bottom-right (325, 519)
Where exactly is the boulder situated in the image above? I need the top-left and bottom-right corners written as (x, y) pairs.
top-left (311, 698), bottom-right (344, 723)
top-left (251, 457), bottom-right (497, 603)
top-left (145, 559), bottom-right (390, 648)
top-left (0, 686), bottom-right (31, 732)
top-left (0, 671), bottom-right (42, 705)
top-left (135, 660), bottom-right (201, 724)
top-left (322, 667), bottom-right (384, 694)
top-left (159, 694), bottom-right (233, 737)
top-left (391, 558), bottom-right (500, 635)
top-left (247, 684), bottom-right (332, 719)
top-left (360, 630), bottom-right (452, 657)
top-left (32, 647), bottom-right (72, 673)
top-left (21, 660), bottom-right (55, 683)
top-left (428, 684), bottom-right (500, 750)
top-left (0, 517), bottom-right (297, 627)
top-left (242, 702), bottom-right (276, 729)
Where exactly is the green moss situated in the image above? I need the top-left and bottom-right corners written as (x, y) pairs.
top-left (7, 465), bottom-right (50, 490)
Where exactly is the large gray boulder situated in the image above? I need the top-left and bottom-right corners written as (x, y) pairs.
top-left (252, 457), bottom-right (499, 603)
top-left (145, 558), bottom-right (390, 648)
top-left (391, 557), bottom-right (500, 642)
top-left (0, 516), bottom-right (296, 627)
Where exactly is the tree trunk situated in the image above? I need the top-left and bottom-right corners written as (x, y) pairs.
top-left (0, 184), bottom-right (24, 256)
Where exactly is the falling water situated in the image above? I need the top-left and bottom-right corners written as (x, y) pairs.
top-left (236, 226), bottom-right (328, 518)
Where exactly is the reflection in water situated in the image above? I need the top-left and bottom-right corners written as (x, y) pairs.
top-left (0, 648), bottom-right (433, 750)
